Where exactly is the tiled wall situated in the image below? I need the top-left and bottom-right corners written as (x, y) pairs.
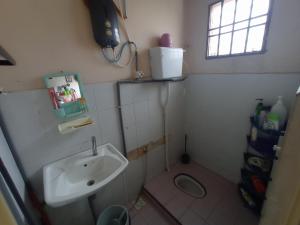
top-left (2, 74), bottom-right (299, 225)
top-left (185, 73), bottom-right (300, 183)
top-left (0, 81), bottom-right (185, 225)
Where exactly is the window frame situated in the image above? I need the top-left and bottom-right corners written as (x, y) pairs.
top-left (205, 0), bottom-right (273, 59)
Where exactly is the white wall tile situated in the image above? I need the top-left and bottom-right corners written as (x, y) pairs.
top-left (120, 83), bottom-right (162, 106)
top-left (147, 99), bottom-right (164, 141)
top-left (136, 121), bottom-right (151, 147)
top-left (84, 84), bottom-right (98, 112)
top-left (121, 104), bottom-right (135, 126)
top-left (131, 84), bottom-right (153, 103)
top-left (146, 83), bottom-right (161, 101)
top-left (125, 159), bottom-right (145, 201)
top-left (0, 80), bottom-right (186, 225)
top-left (148, 99), bottom-right (163, 120)
top-left (133, 100), bottom-right (149, 123)
top-left (98, 108), bottom-right (123, 153)
top-left (119, 84), bottom-right (134, 106)
top-left (148, 118), bottom-right (164, 142)
top-left (0, 88), bottom-right (102, 200)
top-left (2, 74), bottom-right (300, 225)
top-left (120, 84), bottom-right (147, 105)
top-left (185, 74), bottom-right (300, 183)
top-left (146, 146), bottom-right (165, 182)
top-left (93, 82), bottom-right (117, 110)
top-left (165, 82), bottom-right (186, 165)
top-left (124, 123), bottom-right (138, 152)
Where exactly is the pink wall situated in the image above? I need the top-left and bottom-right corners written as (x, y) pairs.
top-left (183, 0), bottom-right (300, 74)
top-left (0, 0), bottom-right (184, 91)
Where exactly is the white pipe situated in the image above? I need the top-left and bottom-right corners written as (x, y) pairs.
top-left (162, 82), bottom-right (170, 171)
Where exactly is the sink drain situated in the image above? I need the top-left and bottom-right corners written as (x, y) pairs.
top-left (87, 180), bottom-right (95, 186)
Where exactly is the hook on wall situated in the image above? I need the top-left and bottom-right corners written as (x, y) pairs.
top-left (0, 87), bottom-right (8, 95)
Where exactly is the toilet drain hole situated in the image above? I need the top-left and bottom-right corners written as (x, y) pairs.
top-left (174, 173), bottom-right (207, 199)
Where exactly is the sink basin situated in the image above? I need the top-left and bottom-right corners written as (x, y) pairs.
top-left (43, 143), bottom-right (128, 207)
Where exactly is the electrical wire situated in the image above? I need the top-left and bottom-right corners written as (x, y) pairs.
top-left (101, 41), bottom-right (137, 67)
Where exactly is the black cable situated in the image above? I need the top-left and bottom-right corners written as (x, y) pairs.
top-left (102, 41), bottom-right (137, 65)
top-left (116, 81), bottom-right (127, 158)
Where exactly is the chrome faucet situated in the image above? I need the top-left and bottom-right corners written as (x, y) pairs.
top-left (91, 136), bottom-right (97, 156)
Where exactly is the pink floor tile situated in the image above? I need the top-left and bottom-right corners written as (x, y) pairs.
top-left (206, 202), bottom-right (238, 225)
top-left (189, 164), bottom-right (233, 219)
top-left (234, 206), bottom-right (259, 225)
top-left (164, 190), bottom-right (194, 219)
top-left (139, 204), bottom-right (170, 225)
top-left (180, 211), bottom-right (208, 225)
top-left (206, 181), bottom-right (259, 225)
top-left (131, 213), bottom-right (148, 225)
top-left (189, 189), bottom-right (221, 220)
top-left (129, 206), bottom-right (139, 219)
top-left (128, 201), bottom-right (139, 219)
top-left (145, 172), bottom-right (178, 204)
top-left (129, 196), bottom-right (173, 225)
top-left (144, 161), bottom-right (259, 225)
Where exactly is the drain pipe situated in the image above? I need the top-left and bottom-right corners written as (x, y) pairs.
top-left (88, 194), bottom-right (97, 224)
top-left (162, 82), bottom-right (170, 171)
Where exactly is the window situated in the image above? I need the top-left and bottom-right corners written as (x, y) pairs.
top-left (206, 0), bottom-right (272, 58)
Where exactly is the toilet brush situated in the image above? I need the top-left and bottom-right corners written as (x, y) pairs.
top-left (181, 134), bottom-right (190, 164)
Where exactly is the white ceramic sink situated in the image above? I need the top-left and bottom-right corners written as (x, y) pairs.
top-left (43, 143), bottom-right (128, 207)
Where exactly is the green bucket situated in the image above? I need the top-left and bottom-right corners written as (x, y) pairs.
top-left (97, 205), bottom-right (129, 225)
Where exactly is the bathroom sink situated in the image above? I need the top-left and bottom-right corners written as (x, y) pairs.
top-left (43, 143), bottom-right (128, 207)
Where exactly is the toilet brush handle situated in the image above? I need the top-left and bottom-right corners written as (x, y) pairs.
top-left (185, 134), bottom-right (188, 153)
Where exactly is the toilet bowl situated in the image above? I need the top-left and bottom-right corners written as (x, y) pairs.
top-left (174, 173), bottom-right (206, 199)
